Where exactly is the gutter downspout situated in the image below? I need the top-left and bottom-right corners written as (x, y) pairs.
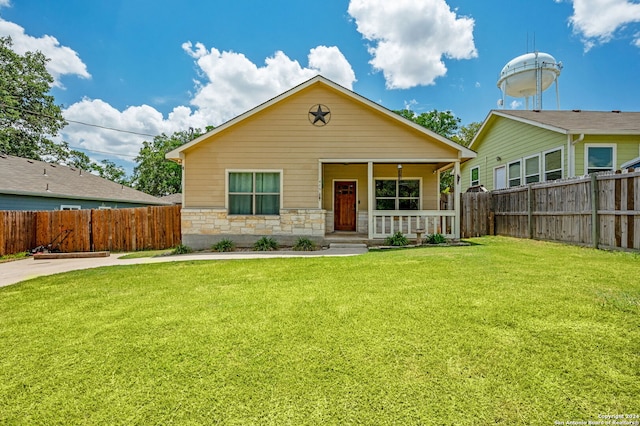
top-left (568, 133), bottom-right (585, 177)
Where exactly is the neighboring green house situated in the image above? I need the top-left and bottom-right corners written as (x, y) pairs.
top-left (0, 154), bottom-right (170, 211)
top-left (461, 110), bottom-right (640, 191)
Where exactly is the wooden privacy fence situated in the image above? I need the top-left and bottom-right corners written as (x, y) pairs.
top-left (0, 205), bottom-right (181, 256)
top-left (461, 170), bottom-right (640, 251)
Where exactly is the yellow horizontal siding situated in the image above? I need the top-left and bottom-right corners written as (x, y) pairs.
top-left (183, 84), bottom-right (458, 208)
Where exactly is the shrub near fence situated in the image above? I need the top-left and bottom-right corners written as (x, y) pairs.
top-left (0, 205), bottom-right (181, 256)
top-left (461, 170), bottom-right (640, 251)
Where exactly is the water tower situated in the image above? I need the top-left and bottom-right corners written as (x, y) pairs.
top-left (497, 51), bottom-right (562, 110)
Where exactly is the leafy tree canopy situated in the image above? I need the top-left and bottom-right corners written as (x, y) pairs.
top-left (394, 109), bottom-right (481, 194)
top-left (395, 109), bottom-right (461, 139)
top-left (451, 121), bottom-right (482, 148)
top-left (0, 36), bottom-right (66, 160)
top-left (132, 128), bottom-right (212, 197)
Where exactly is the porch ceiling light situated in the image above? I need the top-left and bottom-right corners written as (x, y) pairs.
top-left (397, 164), bottom-right (403, 180)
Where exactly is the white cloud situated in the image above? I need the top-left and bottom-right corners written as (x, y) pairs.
top-left (0, 18), bottom-right (90, 86)
top-left (347, 0), bottom-right (477, 89)
top-left (510, 100), bottom-right (523, 109)
top-left (182, 42), bottom-right (356, 125)
top-left (566, 0), bottom-right (640, 50)
top-left (0, 1), bottom-right (10, 8)
top-left (59, 44), bottom-right (356, 164)
top-left (60, 99), bottom-right (210, 160)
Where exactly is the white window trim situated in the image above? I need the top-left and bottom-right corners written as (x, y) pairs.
top-left (523, 154), bottom-right (541, 184)
top-left (60, 204), bottom-right (81, 210)
top-left (507, 159), bottom-right (522, 187)
top-left (542, 147), bottom-right (564, 181)
top-left (584, 143), bottom-right (617, 175)
top-left (373, 177), bottom-right (422, 211)
top-left (225, 169), bottom-right (284, 215)
top-left (470, 166), bottom-right (480, 187)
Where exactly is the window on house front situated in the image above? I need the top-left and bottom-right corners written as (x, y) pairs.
top-left (586, 145), bottom-right (615, 174)
top-left (543, 149), bottom-right (563, 181)
top-left (524, 155), bottom-right (540, 184)
top-left (228, 172), bottom-right (280, 215)
top-left (470, 167), bottom-right (480, 186)
top-left (60, 205), bottom-right (81, 210)
top-left (508, 160), bottom-right (521, 187)
top-left (375, 179), bottom-right (420, 210)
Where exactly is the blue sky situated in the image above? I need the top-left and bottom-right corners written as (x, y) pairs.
top-left (1, 0), bottom-right (639, 172)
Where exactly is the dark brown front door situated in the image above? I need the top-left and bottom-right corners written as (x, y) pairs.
top-left (334, 181), bottom-right (356, 231)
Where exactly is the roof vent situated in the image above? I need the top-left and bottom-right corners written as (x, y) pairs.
top-left (572, 109), bottom-right (581, 113)
top-left (611, 110), bottom-right (621, 113)
top-left (43, 168), bottom-right (47, 176)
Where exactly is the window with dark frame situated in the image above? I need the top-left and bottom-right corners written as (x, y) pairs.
top-left (375, 179), bottom-right (420, 210)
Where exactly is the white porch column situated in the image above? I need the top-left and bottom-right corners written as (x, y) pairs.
top-left (317, 160), bottom-right (323, 209)
top-left (454, 160), bottom-right (461, 239)
top-left (368, 161), bottom-right (374, 239)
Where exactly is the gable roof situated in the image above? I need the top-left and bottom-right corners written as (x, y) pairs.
top-left (621, 156), bottom-right (640, 170)
top-left (0, 154), bottom-right (169, 205)
top-left (471, 110), bottom-right (640, 148)
top-left (167, 75), bottom-right (476, 161)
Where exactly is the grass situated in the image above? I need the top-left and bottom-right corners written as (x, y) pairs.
top-left (0, 251), bottom-right (29, 263)
top-left (0, 237), bottom-right (638, 424)
top-left (117, 249), bottom-right (173, 259)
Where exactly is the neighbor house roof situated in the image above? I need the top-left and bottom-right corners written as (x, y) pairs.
top-left (471, 110), bottom-right (640, 149)
top-left (621, 156), bottom-right (640, 170)
top-left (0, 154), bottom-right (170, 205)
top-left (160, 193), bottom-right (182, 204)
top-left (167, 75), bottom-right (476, 161)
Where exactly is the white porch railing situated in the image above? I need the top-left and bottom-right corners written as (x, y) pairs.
top-left (372, 210), bottom-right (456, 239)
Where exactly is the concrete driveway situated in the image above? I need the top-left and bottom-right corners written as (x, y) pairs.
top-left (0, 246), bottom-right (368, 288)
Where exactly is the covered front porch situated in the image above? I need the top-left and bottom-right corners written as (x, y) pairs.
top-left (319, 160), bottom-right (461, 240)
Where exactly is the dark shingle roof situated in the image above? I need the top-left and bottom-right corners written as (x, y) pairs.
top-left (0, 154), bottom-right (169, 205)
top-left (493, 110), bottom-right (640, 134)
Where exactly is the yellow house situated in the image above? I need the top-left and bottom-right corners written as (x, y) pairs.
top-left (166, 76), bottom-right (476, 248)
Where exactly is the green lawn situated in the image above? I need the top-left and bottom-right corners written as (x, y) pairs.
top-left (1, 237), bottom-right (638, 424)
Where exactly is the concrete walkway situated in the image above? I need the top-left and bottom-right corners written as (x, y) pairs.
top-left (0, 246), bottom-right (368, 288)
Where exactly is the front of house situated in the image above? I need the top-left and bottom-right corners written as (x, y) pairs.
top-left (167, 76), bottom-right (475, 248)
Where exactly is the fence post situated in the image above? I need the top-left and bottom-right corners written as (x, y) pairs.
top-left (590, 173), bottom-right (599, 249)
top-left (528, 184), bottom-right (534, 239)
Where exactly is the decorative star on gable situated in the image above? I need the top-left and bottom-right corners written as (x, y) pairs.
top-left (308, 104), bottom-right (331, 126)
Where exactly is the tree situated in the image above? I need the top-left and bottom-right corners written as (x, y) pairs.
top-left (95, 159), bottom-right (129, 186)
top-left (394, 109), bottom-right (463, 193)
top-left (0, 37), bottom-right (66, 160)
top-left (451, 121), bottom-right (482, 148)
top-left (395, 109), bottom-right (461, 139)
top-left (132, 129), bottom-right (208, 196)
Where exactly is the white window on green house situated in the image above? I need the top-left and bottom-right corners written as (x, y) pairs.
top-left (470, 166), bottom-right (480, 186)
top-left (543, 148), bottom-right (563, 181)
top-left (524, 155), bottom-right (540, 184)
top-left (228, 171), bottom-right (281, 215)
top-left (508, 160), bottom-right (522, 187)
top-left (375, 179), bottom-right (420, 210)
top-left (585, 145), bottom-right (615, 174)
